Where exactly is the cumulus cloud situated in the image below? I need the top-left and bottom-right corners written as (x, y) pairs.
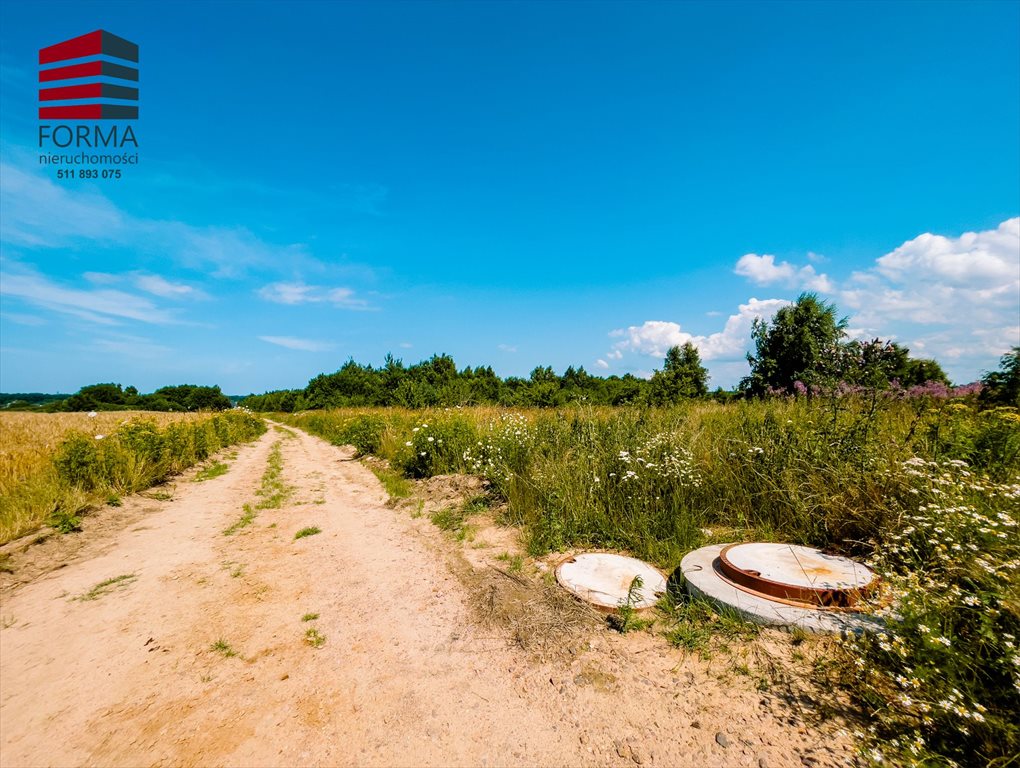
top-left (609, 297), bottom-right (789, 363)
top-left (498, 343), bottom-right (518, 353)
top-left (258, 281), bottom-right (369, 309)
top-left (258, 335), bottom-right (334, 352)
top-left (595, 358), bottom-right (609, 369)
top-left (732, 218), bottom-right (1020, 381)
top-left (839, 219), bottom-right (1019, 363)
top-left (876, 218), bottom-right (1018, 285)
top-left (735, 253), bottom-right (833, 292)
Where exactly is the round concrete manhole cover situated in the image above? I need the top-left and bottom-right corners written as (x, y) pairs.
top-left (680, 542), bottom-right (884, 634)
top-left (555, 553), bottom-right (667, 610)
top-left (718, 542), bottom-right (877, 607)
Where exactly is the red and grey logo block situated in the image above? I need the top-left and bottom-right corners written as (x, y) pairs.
top-left (38, 30), bottom-right (138, 120)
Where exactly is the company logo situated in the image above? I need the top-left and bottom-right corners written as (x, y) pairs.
top-left (37, 30), bottom-right (139, 178)
top-left (38, 30), bottom-right (138, 120)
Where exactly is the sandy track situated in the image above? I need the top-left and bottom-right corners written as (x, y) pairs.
top-left (0, 427), bottom-right (854, 768)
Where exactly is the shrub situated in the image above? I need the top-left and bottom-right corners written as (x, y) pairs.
top-left (396, 414), bottom-right (477, 478)
top-left (839, 458), bottom-right (1020, 765)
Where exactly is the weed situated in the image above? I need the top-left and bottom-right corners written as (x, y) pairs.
top-left (210, 639), bottom-right (238, 658)
top-left (76, 573), bottom-right (137, 601)
top-left (662, 594), bottom-right (759, 657)
top-left (609, 575), bottom-right (653, 633)
top-left (301, 612), bottom-right (319, 622)
top-left (106, 494), bottom-right (122, 506)
top-left (304, 627), bottom-right (326, 648)
top-left (431, 505), bottom-right (466, 532)
top-left (496, 552), bottom-right (525, 573)
top-left (294, 526), bottom-right (321, 540)
top-left (367, 463), bottom-right (412, 499)
top-left (194, 461), bottom-right (229, 482)
top-left (272, 425), bottom-right (297, 438)
top-left (223, 504), bottom-right (256, 536)
top-left (254, 441), bottom-right (292, 509)
top-left (48, 506), bottom-right (82, 534)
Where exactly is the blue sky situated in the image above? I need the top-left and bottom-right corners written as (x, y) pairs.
top-left (1, 0), bottom-right (1018, 394)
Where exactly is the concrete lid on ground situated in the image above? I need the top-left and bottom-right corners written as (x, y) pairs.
top-left (555, 553), bottom-right (667, 610)
top-left (680, 543), bottom-right (884, 635)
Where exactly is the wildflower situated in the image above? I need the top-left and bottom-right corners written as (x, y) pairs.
top-left (94, 434), bottom-right (105, 440)
top-left (87, 411), bottom-right (98, 418)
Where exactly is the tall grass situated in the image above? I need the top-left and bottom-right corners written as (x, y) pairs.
top-left (0, 411), bottom-right (266, 542)
top-left (281, 398), bottom-right (1019, 765)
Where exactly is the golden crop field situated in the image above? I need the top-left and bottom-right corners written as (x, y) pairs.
top-left (0, 411), bottom-right (208, 496)
top-left (0, 410), bottom-right (265, 545)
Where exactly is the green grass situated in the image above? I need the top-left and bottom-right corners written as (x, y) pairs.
top-left (294, 526), bottom-right (321, 540)
top-left (495, 551), bottom-right (524, 574)
top-left (210, 639), bottom-right (238, 658)
top-left (223, 503), bottom-right (256, 536)
top-left (1, 411), bottom-right (267, 546)
top-left (304, 627), bottom-right (326, 648)
top-left (301, 612), bottom-right (319, 622)
top-left (223, 440), bottom-right (295, 536)
top-left (194, 461), bottom-right (229, 482)
top-left (75, 573), bottom-right (138, 601)
top-left (367, 463), bottom-right (412, 499)
top-left (280, 400), bottom-right (1020, 766)
top-left (254, 441), bottom-right (292, 510)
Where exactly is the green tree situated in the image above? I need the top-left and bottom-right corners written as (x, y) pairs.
top-left (980, 347), bottom-right (1020, 407)
top-left (741, 293), bottom-right (847, 396)
top-left (647, 343), bottom-right (709, 403)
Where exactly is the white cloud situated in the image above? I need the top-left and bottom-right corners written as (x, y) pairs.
top-left (258, 282), bottom-right (319, 305)
top-left (399, 342), bottom-right (413, 349)
top-left (595, 359), bottom-right (609, 369)
top-left (0, 162), bottom-right (320, 278)
top-left (258, 335), bottom-right (333, 352)
top-left (326, 287), bottom-right (369, 310)
top-left (498, 343), bottom-right (518, 353)
top-left (610, 297), bottom-right (789, 363)
top-left (135, 274), bottom-right (205, 299)
top-left (735, 253), bottom-right (832, 292)
top-left (0, 268), bottom-right (179, 325)
top-left (92, 335), bottom-right (173, 359)
top-left (732, 218), bottom-right (1020, 381)
top-left (259, 281), bottom-right (370, 310)
top-left (876, 218), bottom-right (1018, 284)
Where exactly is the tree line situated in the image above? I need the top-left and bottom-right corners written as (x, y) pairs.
top-left (241, 294), bottom-right (1019, 411)
top-left (8, 294), bottom-right (1017, 412)
top-left (24, 383), bottom-right (234, 412)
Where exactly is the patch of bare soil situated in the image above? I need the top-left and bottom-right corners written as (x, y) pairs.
top-left (0, 426), bottom-right (857, 768)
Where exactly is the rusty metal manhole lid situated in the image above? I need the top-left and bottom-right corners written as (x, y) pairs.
top-left (717, 543), bottom-right (877, 608)
top-left (555, 553), bottom-right (667, 610)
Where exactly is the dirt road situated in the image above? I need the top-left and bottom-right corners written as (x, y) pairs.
top-left (0, 426), bottom-right (854, 767)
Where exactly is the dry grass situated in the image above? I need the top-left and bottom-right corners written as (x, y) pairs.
top-left (0, 412), bottom-right (207, 495)
top-left (0, 412), bottom-right (238, 544)
top-left (465, 562), bottom-right (601, 659)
